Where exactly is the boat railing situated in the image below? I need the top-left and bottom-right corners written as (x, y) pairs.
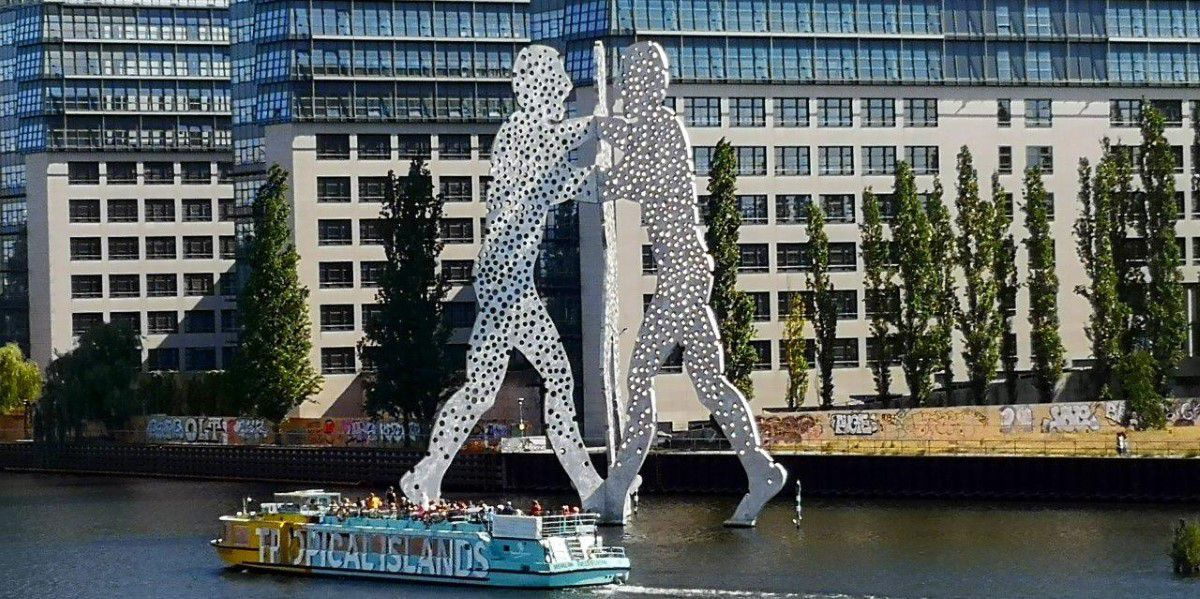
top-left (589, 546), bottom-right (626, 559)
top-left (539, 513), bottom-right (598, 537)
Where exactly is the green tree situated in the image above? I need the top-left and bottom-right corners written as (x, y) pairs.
top-left (892, 162), bottom-right (939, 406)
top-left (992, 175), bottom-right (1020, 404)
top-left (1074, 152), bottom-right (1128, 400)
top-left (807, 202), bottom-right (837, 408)
top-left (360, 162), bottom-right (454, 426)
top-left (782, 295), bottom-right (809, 409)
top-left (1022, 167), bottom-right (1065, 402)
top-left (926, 179), bottom-right (956, 400)
top-left (230, 165), bottom-right (322, 422)
top-left (39, 323), bottom-right (140, 440)
top-left (1139, 105), bottom-right (1187, 396)
top-left (1115, 349), bottom-right (1165, 430)
top-left (0, 343), bottom-right (41, 414)
top-left (953, 148), bottom-right (1004, 405)
top-left (705, 139), bottom-right (757, 399)
top-left (860, 190), bottom-right (896, 402)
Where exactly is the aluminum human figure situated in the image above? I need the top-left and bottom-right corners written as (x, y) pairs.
top-left (589, 42), bottom-right (786, 526)
top-left (400, 45), bottom-right (602, 505)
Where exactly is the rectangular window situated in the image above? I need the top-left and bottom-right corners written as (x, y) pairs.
top-left (748, 292), bottom-right (771, 321)
top-left (107, 199), bottom-right (138, 223)
top-left (182, 236), bottom-right (213, 259)
top-left (185, 348), bottom-right (217, 372)
top-left (320, 305), bottom-right (356, 331)
top-left (144, 162), bottom-right (174, 184)
top-left (72, 313), bottom-right (103, 336)
top-left (1026, 99), bottom-right (1052, 127)
top-left (831, 338), bottom-right (860, 368)
top-left (738, 244), bottom-right (770, 273)
top-left (219, 199), bottom-right (235, 222)
top-left (438, 134), bottom-right (472, 159)
top-left (832, 289), bottom-right (859, 319)
top-left (817, 98), bottom-right (853, 127)
top-left (108, 237), bottom-right (139, 260)
top-left (773, 98), bottom-right (809, 127)
top-left (147, 274), bottom-right (177, 297)
top-left (398, 135), bottom-right (432, 159)
top-left (997, 99), bottom-right (1012, 127)
top-left (360, 219), bottom-right (384, 245)
top-left (443, 302), bottom-right (477, 328)
top-left (440, 218), bottom-right (474, 244)
top-left (106, 162), bottom-right (136, 184)
top-left (693, 146), bottom-right (715, 174)
top-left (147, 311), bottom-right (179, 334)
top-left (641, 245), bottom-right (657, 274)
top-left (182, 199), bottom-right (212, 222)
top-left (318, 219), bottom-right (353, 245)
top-left (70, 237), bottom-right (101, 260)
top-left (735, 146), bottom-right (767, 176)
top-left (221, 310), bottom-right (240, 333)
top-left (730, 97), bottom-right (765, 127)
top-left (1110, 99), bottom-right (1141, 127)
top-left (818, 146), bottom-right (855, 175)
top-left (775, 194), bottom-right (811, 224)
top-left (220, 236), bottom-right (237, 260)
top-left (68, 162), bottom-right (100, 184)
top-left (863, 98), bottom-right (896, 127)
top-left (147, 348), bottom-right (180, 371)
top-left (109, 312), bottom-right (140, 334)
top-left (439, 176), bottom-right (473, 202)
top-left (442, 260), bottom-right (474, 284)
top-left (319, 262), bottom-right (354, 288)
top-left (863, 146), bottom-right (897, 175)
top-left (360, 261), bottom-right (385, 288)
top-left (71, 275), bottom-right (102, 299)
top-left (184, 273), bottom-right (214, 296)
top-left (777, 242), bottom-right (809, 272)
top-left (109, 274), bottom-right (139, 298)
top-left (821, 194), bottom-right (856, 223)
top-left (321, 347), bottom-right (357, 374)
top-left (774, 147), bottom-right (810, 176)
top-left (999, 146), bottom-right (1013, 174)
top-left (181, 162), bottom-right (211, 184)
top-left (358, 177), bottom-right (387, 203)
top-left (903, 98), bottom-right (938, 127)
top-left (145, 199), bottom-right (175, 222)
top-left (750, 340), bottom-right (772, 370)
top-left (906, 146), bottom-right (940, 175)
top-left (1027, 146), bottom-right (1054, 173)
top-left (683, 97), bottom-right (721, 127)
top-left (738, 195), bottom-right (768, 224)
top-left (184, 310), bottom-right (215, 334)
top-left (316, 134), bottom-right (350, 159)
top-left (357, 134), bottom-right (391, 159)
top-left (317, 177), bottom-right (352, 203)
top-left (1151, 100), bottom-right (1183, 127)
top-left (69, 199), bottom-right (100, 223)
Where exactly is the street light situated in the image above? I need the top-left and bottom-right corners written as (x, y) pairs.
top-left (517, 397), bottom-right (526, 438)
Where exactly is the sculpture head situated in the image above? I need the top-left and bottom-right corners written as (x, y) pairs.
top-left (513, 45), bottom-right (571, 120)
top-left (617, 42), bottom-right (669, 116)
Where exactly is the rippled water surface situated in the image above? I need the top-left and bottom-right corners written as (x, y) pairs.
top-left (0, 472), bottom-right (1197, 598)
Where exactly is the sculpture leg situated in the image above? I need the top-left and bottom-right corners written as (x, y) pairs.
top-left (514, 300), bottom-right (603, 503)
top-left (400, 327), bottom-right (508, 504)
top-left (586, 305), bottom-right (678, 523)
top-left (682, 305), bottom-right (786, 527)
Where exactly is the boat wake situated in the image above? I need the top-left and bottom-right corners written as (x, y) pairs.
top-left (599, 585), bottom-right (898, 599)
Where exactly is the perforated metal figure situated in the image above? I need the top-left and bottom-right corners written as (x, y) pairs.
top-left (400, 45), bottom-right (602, 505)
top-left (589, 42), bottom-right (786, 526)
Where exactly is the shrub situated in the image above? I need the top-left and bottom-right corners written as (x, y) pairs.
top-left (1171, 520), bottom-right (1200, 576)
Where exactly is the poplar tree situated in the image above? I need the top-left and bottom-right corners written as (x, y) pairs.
top-left (992, 174), bottom-right (1020, 404)
top-left (954, 148), bottom-right (1004, 405)
top-left (360, 161), bottom-right (454, 426)
top-left (892, 162), bottom-right (938, 406)
top-left (705, 139), bottom-right (757, 399)
top-left (860, 190), bottom-right (896, 402)
top-left (926, 179), bottom-right (956, 399)
top-left (231, 165), bottom-right (322, 421)
top-left (782, 295), bottom-right (809, 409)
top-left (1022, 167), bottom-right (1065, 402)
top-left (1074, 153), bottom-right (1127, 400)
top-left (807, 202), bottom-right (837, 408)
top-left (1139, 105), bottom-right (1187, 396)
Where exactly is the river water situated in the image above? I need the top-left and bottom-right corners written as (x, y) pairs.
top-left (0, 472), bottom-right (1196, 599)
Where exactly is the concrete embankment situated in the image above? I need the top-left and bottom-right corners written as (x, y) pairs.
top-left (2, 443), bottom-right (1199, 502)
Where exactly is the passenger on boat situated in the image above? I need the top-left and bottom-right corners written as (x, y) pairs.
top-left (530, 500), bottom-right (544, 517)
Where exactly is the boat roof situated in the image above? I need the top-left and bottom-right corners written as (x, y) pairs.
top-left (273, 489), bottom-right (341, 503)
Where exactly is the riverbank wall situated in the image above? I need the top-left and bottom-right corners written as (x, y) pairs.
top-left (2, 443), bottom-right (1198, 502)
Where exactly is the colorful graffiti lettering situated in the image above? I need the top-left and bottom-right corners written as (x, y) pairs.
top-left (1169, 400), bottom-right (1199, 426)
top-left (146, 416), bottom-right (271, 445)
top-left (999, 405), bottom-right (1034, 434)
top-left (1042, 404), bottom-right (1100, 433)
top-left (831, 413), bottom-right (880, 436)
top-left (759, 415), bottom-right (823, 445)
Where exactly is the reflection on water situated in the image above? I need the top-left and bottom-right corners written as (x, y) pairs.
top-left (0, 473), bottom-right (1197, 599)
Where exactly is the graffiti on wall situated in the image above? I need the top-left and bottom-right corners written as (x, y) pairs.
top-left (145, 416), bottom-right (271, 445)
top-left (759, 414), bottom-right (824, 445)
top-left (999, 405), bottom-right (1034, 434)
top-left (1042, 404), bottom-right (1100, 433)
top-left (831, 413), bottom-right (880, 436)
top-left (1170, 400), bottom-right (1199, 426)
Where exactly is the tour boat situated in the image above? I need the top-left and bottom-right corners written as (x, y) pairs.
top-left (211, 490), bottom-right (631, 588)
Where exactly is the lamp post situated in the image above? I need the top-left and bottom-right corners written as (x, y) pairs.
top-left (517, 397), bottom-right (526, 438)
